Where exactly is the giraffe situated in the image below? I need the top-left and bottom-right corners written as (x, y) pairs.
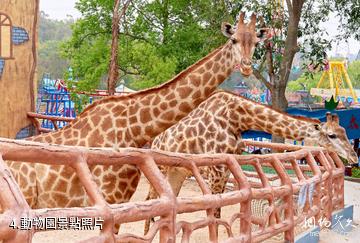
top-left (6, 12), bottom-right (267, 209)
top-left (144, 90), bottom-right (358, 232)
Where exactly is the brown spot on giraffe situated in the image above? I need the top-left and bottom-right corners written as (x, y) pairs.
top-left (192, 90), bottom-right (202, 100)
top-left (106, 130), bottom-right (116, 142)
top-left (153, 107), bottom-right (161, 117)
top-left (161, 111), bottom-right (175, 121)
top-left (178, 86), bottom-right (193, 99)
top-left (159, 103), bottom-right (168, 110)
top-left (179, 102), bottom-right (192, 113)
top-left (152, 95), bottom-right (161, 105)
top-left (140, 108), bottom-right (152, 123)
top-left (131, 126), bottom-right (142, 137)
top-left (189, 74), bottom-right (201, 87)
top-left (169, 100), bottom-right (177, 108)
top-left (166, 93), bottom-right (176, 100)
top-left (101, 116), bottom-right (113, 132)
top-left (197, 67), bottom-right (205, 74)
top-left (129, 115), bottom-right (138, 124)
top-left (91, 115), bottom-right (101, 126)
top-left (203, 72), bottom-right (212, 83)
top-left (205, 61), bottom-right (214, 70)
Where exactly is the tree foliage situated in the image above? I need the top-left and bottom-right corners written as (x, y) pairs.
top-left (62, 0), bottom-right (359, 103)
top-left (334, 0), bottom-right (360, 40)
top-left (62, 0), bottom-right (244, 93)
top-left (288, 60), bottom-right (360, 92)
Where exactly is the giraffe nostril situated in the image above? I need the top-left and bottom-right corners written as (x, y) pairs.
top-left (241, 58), bottom-right (252, 67)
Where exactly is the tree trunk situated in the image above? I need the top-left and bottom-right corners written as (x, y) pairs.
top-left (270, 0), bottom-right (305, 144)
top-left (271, 83), bottom-right (288, 111)
top-left (271, 83), bottom-right (288, 144)
top-left (107, 0), bottom-right (121, 96)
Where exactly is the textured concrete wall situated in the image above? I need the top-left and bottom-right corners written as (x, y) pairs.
top-left (0, 1), bottom-right (38, 138)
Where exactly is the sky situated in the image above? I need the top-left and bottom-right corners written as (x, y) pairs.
top-left (40, 0), bottom-right (81, 20)
top-left (40, 0), bottom-right (360, 56)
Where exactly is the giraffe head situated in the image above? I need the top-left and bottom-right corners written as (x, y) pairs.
top-left (221, 12), bottom-right (267, 77)
top-left (312, 112), bottom-right (358, 165)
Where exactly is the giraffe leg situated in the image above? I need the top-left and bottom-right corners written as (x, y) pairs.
top-left (166, 166), bottom-right (191, 196)
top-left (144, 166), bottom-right (190, 234)
top-left (144, 184), bottom-right (159, 234)
top-left (102, 164), bottom-right (141, 235)
top-left (208, 165), bottom-right (231, 218)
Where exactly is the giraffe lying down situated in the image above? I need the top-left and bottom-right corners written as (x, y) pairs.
top-left (144, 90), bottom-right (358, 233)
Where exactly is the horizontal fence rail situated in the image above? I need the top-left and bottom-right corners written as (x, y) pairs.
top-left (0, 138), bottom-right (344, 243)
top-left (27, 112), bottom-right (75, 133)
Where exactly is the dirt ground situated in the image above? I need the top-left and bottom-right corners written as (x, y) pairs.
top-left (32, 177), bottom-right (360, 243)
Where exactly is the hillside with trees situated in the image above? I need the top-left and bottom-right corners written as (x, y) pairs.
top-left (38, 11), bottom-right (74, 80)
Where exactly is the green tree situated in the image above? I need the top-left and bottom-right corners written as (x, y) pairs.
top-left (63, 0), bottom-right (359, 116)
top-left (62, 0), bottom-right (242, 93)
top-left (288, 60), bottom-right (360, 92)
top-left (333, 0), bottom-right (360, 41)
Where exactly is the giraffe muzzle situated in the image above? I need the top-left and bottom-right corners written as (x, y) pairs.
top-left (240, 58), bottom-right (253, 77)
top-left (241, 58), bottom-right (252, 67)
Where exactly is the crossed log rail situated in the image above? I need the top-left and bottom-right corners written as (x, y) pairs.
top-left (27, 112), bottom-right (75, 133)
top-left (0, 138), bottom-right (344, 243)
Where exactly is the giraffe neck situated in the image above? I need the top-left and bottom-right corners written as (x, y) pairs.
top-left (27, 42), bottom-right (238, 147)
top-left (212, 91), bottom-right (319, 141)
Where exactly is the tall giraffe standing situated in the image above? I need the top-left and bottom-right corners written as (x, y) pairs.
top-left (145, 90), bottom-right (357, 231)
top-left (7, 12), bottom-right (267, 209)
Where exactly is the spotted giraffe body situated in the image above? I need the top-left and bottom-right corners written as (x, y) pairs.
top-left (7, 44), bottom-right (233, 208)
top-left (145, 90), bottom-right (357, 231)
top-left (6, 11), bottom-right (267, 209)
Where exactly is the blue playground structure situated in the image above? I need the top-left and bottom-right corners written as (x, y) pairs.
top-left (36, 74), bottom-right (77, 129)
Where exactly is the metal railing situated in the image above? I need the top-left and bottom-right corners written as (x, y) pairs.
top-left (0, 138), bottom-right (344, 242)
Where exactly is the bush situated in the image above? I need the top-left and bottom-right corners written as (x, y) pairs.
top-left (351, 167), bottom-right (360, 178)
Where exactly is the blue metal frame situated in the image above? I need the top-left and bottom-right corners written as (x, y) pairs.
top-left (36, 74), bottom-right (76, 129)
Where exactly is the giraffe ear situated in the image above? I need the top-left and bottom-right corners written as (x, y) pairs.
top-left (314, 123), bottom-right (326, 134)
top-left (332, 114), bottom-right (339, 125)
top-left (221, 22), bottom-right (235, 38)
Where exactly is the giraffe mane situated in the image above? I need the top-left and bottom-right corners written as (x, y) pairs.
top-left (215, 90), bottom-right (321, 124)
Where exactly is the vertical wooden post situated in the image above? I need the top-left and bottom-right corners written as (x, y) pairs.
top-left (0, 0), bottom-right (38, 138)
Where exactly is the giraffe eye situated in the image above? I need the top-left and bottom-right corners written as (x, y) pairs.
top-left (328, 134), bottom-right (337, 139)
top-left (231, 37), bottom-right (237, 44)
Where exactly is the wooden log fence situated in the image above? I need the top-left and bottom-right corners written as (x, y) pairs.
top-left (27, 112), bottom-right (75, 133)
top-left (0, 138), bottom-right (344, 242)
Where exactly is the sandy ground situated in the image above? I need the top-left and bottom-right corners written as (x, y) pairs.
top-left (32, 177), bottom-right (360, 243)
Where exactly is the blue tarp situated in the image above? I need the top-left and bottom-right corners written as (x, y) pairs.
top-left (242, 108), bottom-right (360, 140)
